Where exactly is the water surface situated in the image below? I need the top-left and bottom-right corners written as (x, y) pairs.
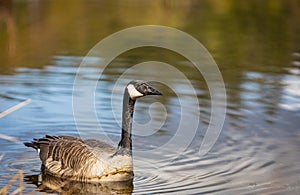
top-left (1, 0), bottom-right (300, 194)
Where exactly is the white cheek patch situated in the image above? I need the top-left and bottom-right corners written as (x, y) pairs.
top-left (127, 84), bottom-right (143, 99)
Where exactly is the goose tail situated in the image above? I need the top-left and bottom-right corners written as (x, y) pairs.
top-left (24, 135), bottom-right (57, 156)
top-left (24, 139), bottom-right (39, 151)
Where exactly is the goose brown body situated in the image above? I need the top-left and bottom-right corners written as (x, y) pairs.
top-left (25, 135), bottom-right (132, 181)
top-left (24, 80), bottom-right (162, 182)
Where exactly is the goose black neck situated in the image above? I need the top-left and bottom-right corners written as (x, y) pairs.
top-left (118, 89), bottom-right (136, 153)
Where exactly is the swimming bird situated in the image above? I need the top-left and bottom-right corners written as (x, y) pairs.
top-left (24, 80), bottom-right (162, 182)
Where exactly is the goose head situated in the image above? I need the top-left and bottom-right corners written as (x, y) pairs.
top-left (126, 80), bottom-right (162, 100)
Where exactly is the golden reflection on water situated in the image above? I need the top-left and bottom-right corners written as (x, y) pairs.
top-left (0, 0), bottom-right (300, 74)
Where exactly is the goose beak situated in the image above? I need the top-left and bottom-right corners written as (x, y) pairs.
top-left (147, 86), bottom-right (162, 96)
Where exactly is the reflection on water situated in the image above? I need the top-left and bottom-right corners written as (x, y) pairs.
top-left (0, 54), bottom-right (299, 194)
top-left (25, 173), bottom-right (133, 194)
top-left (0, 0), bottom-right (300, 194)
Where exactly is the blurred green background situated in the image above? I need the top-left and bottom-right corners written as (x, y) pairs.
top-left (1, 0), bottom-right (300, 74)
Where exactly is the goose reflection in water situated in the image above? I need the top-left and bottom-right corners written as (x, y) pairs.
top-left (24, 171), bottom-right (133, 194)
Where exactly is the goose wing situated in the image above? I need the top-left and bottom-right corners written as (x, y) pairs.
top-left (24, 135), bottom-right (115, 179)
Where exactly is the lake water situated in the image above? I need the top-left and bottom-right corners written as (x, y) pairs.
top-left (1, 0), bottom-right (300, 194)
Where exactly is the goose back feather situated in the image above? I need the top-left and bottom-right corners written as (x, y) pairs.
top-left (25, 135), bottom-right (133, 181)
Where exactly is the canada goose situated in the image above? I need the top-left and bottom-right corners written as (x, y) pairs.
top-left (24, 80), bottom-right (162, 182)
